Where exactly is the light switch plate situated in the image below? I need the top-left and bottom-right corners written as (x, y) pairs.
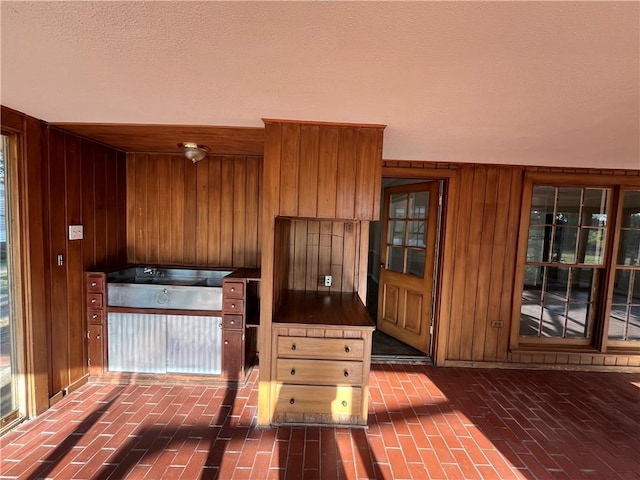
top-left (68, 225), bottom-right (84, 240)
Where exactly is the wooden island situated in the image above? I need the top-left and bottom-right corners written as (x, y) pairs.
top-left (271, 291), bottom-right (375, 425)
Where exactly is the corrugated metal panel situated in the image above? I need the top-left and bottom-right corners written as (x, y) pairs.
top-left (167, 315), bottom-right (222, 375)
top-left (108, 313), bottom-right (167, 373)
top-left (107, 313), bottom-right (222, 375)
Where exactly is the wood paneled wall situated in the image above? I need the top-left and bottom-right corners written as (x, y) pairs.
top-left (286, 219), bottom-right (363, 293)
top-left (45, 127), bottom-right (127, 396)
top-left (445, 166), bottom-right (524, 362)
top-left (126, 154), bottom-right (261, 268)
top-left (264, 120), bottom-right (384, 220)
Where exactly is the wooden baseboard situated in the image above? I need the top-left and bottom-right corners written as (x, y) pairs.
top-left (442, 359), bottom-right (640, 373)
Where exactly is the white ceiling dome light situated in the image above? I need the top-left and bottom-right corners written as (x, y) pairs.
top-left (178, 142), bottom-right (210, 163)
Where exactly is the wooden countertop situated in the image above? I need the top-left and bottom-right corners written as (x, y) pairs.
top-left (225, 268), bottom-right (261, 281)
top-left (274, 290), bottom-right (375, 328)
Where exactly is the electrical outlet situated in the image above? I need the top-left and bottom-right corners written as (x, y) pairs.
top-left (324, 275), bottom-right (332, 287)
top-left (68, 225), bottom-right (84, 240)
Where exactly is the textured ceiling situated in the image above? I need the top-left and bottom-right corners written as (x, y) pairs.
top-left (1, 1), bottom-right (638, 169)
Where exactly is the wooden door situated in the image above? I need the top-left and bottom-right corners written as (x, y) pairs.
top-left (378, 182), bottom-right (439, 352)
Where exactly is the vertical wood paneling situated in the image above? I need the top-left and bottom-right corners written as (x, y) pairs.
top-left (331, 222), bottom-right (344, 292)
top-left (483, 169), bottom-right (513, 361)
top-left (145, 154), bottom-right (160, 264)
top-left (471, 167), bottom-right (499, 361)
top-left (133, 154), bottom-right (148, 264)
top-left (47, 128), bottom-right (69, 394)
top-left (157, 155), bottom-right (172, 264)
top-left (105, 149), bottom-right (119, 264)
top-left (64, 134), bottom-right (84, 381)
top-left (298, 125), bottom-right (319, 217)
top-left (317, 127), bottom-right (339, 218)
top-left (170, 156), bottom-right (185, 264)
top-left (207, 157), bottom-right (222, 266)
top-left (44, 127), bottom-right (127, 397)
top-left (280, 124), bottom-right (300, 216)
top-left (447, 167), bottom-right (474, 360)
top-left (445, 165), bottom-right (525, 362)
top-left (233, 158), bottom-right (246, 267)
top-left (127, 153), bottom-right (262, 268)
top-left (93, 146), bottom-right (108, 267)
top-left (245, 156), bottom-right (260, 267)
top-left (116, 152), bottom-right (128, 265)
top-left (459, 168), bottom-right (487, 359)
top-left (286, 219), bottom-right (360, 293)
top-left (220, 159), bottom-right (234, 266)
top-left (126, 154), bottom-right (136, 263)
top-left (497, 169), bottom-right (524, 359)
top-left (305, 221), bottom-right (320, 291)
top-left (355, 129), bottom-right (380, 219)
top-left (81, 140), bottom-right (96, 270)
top-left (183, 157), bottom-right (197, 265)
top-left (195, 159), bottom-right (209, 266)
top-left (336, 129), bottom-right (358, 219)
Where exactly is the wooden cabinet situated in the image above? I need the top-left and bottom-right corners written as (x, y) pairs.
top-left (222, 269), bottom-right (260, 382)
top-left (85, 273), bottom-right (107, 375)
top-left (263, 120), bottom-right (385, 220)
top-left (271, 323), bottom-right (373, 425)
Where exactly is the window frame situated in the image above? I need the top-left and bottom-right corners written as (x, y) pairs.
top-left (510, 172), bottom-right (640, 353)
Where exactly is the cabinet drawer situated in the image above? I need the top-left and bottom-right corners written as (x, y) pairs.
top-left (276, 358), bottom-right (362, 385)
top-left (277, 336), bottom-right (365, 360)
top-left (223, 281), bottom-right (244, 298)
top-left (274, 384), bottom-right (362, 416)
top-left (223, 298), bottom-right (244, 314)
top-left (87, 294), bottom-right (103, 309)
top-left (86, 275), bottom-right (105, 293)
top-left (87, 309), bottom-right (104, 325)
top-left (223, 315), bottom-right (243, 330)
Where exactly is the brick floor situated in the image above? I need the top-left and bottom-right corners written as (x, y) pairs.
top-left (1, 365), bottom-right (639, 479)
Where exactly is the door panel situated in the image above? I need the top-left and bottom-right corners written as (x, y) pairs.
top-left (378, 182), bottom-right (439, 353)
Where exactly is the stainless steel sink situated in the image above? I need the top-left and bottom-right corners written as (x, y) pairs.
top-left (107, 267), bottom-right (231, 310)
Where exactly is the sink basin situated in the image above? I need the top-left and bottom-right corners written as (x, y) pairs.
top-left (107, 267), bottom-right (231, 310)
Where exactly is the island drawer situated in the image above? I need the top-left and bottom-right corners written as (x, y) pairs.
top-left (274, 384), bottom-right (362, 416)
top-left (276, 358), bottom-right (363, 385)
top-left (277, 336), bottom-right (365, 360)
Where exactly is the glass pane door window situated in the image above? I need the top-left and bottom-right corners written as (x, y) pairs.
top-left (520, 186), bottom-right (609, 341)
top-left (0, 135), bottom-right (19, 426)
top-left (386, 190), bottom-right (429, 277)
top-left (609, 190), bottom-right (640, 343)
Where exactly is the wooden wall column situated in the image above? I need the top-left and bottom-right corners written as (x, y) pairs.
top-left (258, 119), bottom-right (384, 426)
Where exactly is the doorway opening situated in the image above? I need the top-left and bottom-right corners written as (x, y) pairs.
top-left (367, 178), bottom-right (444, 363)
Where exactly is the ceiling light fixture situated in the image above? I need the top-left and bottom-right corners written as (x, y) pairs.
top-left (178, 142), bottom-right (210, 163)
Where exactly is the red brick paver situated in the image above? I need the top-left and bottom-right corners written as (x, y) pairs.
top-left (1, 365), bottom-right (638, 479)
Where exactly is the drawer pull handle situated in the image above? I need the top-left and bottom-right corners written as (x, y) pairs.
top-left (224, 340), bottom-right (229, 345)
top-left (342, 400), bottom-right (347, 407)
top-left (345, 346), bottom-right (350, 353)
top-left (91, 282), bottom-right (97, 287)
top-left (231, 304), bottom-right (236, 308)
top-left (91, 299), bottom-right (96, 304)
top-left (344, 370), bottom-right (349, 377)
top-left (290, 398), bottom-right (295, 405)
top-left (230, 319), bottom-right (235, 325)
top-left (231, 287), bottom-right (235, 292)
top-left (92, 314), bottom-right (98, 319)
top-left (291, 344), bottom-right (296, 351)
top-left (290, 369), bottom-right (296, 376)
top-left (96, 334), bottom-right (101, 339)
